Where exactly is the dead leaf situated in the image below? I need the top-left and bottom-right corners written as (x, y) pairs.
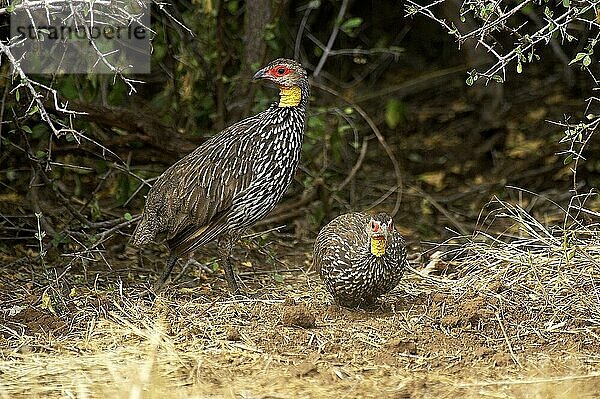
top-left (418, 171), bottom-right (446, 191)
top-left (41, 289), bottom-right (56, 315)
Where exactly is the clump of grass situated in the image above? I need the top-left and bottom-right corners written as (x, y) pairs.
top-left (413, 194), bottom-right (600, 347)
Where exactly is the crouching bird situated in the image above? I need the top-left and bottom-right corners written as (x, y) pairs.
top-left (130, 58), bottom-right (310, 294)
top-left (313, 212), bottom-right (408, 308)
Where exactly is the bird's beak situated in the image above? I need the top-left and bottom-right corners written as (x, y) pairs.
top-left (253, 67), bottom-right (268, 80)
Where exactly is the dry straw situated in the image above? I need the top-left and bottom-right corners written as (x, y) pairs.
top-left (2, 194), bottom-right (600, 398)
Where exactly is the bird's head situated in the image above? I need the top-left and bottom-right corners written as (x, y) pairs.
top-left (367, 213), bottom-right (394, 257)
top-left (253, 58), bottom-right (309, 108)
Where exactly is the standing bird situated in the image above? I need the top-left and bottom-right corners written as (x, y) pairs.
top-left (313, 212), bottom-right (407, 307)
top-left (130, 58), bottom-right (310, 294)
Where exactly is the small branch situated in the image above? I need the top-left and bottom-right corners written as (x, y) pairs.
top-left (313, 0), bottom-right (349, 77)
top-left (294, 1), bottom-right (316, 60)
top-left (312, 81), bottom-right (404, 216)
top-left (496, 311), bottom-right (523, 367)
top-left (0, 39), bottom-right (67, 137)
top-left (406, 184), bottom-right (469, 236)
top-left (335, 136), bottom-right (368, 192)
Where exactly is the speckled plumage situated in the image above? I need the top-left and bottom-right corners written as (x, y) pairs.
top-left (130, 59), bottom-right (309, 293)
top-left (313, 212), bottom-right (407, 307)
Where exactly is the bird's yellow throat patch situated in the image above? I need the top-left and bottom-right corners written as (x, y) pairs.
top-left (370, 237), bottom-right (387, 257)
top-left (278, 85), bottom-right (302, 107)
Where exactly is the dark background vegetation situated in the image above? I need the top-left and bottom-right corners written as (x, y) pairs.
top-left (1, 0), bottom-right (598, 272)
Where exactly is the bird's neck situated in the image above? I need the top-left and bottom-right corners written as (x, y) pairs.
top-left (370, 237), bottom-right (387, 257)
top-left (278, 85), bottom-right (302, 107)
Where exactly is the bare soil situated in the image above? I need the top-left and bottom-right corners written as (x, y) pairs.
top-left (2, 232), bottom-right (600, 398)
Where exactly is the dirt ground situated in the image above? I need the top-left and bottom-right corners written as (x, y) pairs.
top-left (2, 228), bottom-right (600, 399)
top-left (2, 66), bottom-right (600, 397)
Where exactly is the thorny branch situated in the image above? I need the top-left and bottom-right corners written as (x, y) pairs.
top-left (405, 0), bottom-right (600, 190)
top-left (1, 0), bottom-right (153, 137)
top-left (0, 39), bottom-right (79, 137)
top-left (0, 0), bottom-right (165, 264)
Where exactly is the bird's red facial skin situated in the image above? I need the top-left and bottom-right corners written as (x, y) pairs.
top-left (269, 65), bottom-right (292, 78)
top-left (371, 221), bottom-right (382, 234)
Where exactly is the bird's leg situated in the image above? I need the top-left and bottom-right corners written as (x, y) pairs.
top-left (153, 254), bottom-right (178, 292)
top-left (218, 233), bottom-right (241, 295)
top-left (222, 256), bottom-right (240, 295)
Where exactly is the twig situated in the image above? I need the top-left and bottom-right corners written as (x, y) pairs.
top-left (495, 311), bottom-right (522, 367)
top-left (355, 63), bottom-right (485, 103)
top-left (313, 0), bottom-right (349, 77)
top-left (293, 0), bottom-right (317, 60)
top-left (406, 184), bottom-right (469, 236)
top-left (0, 39), bottom-right (69, 137)
top-left (254, 189), bottom-right (318, 226)
top-left (311, 81), bottom-right (404, 216)
top-left (0, 75), bottom-right (9, 153)
top-left (335, 136), bottom-right (368, 192)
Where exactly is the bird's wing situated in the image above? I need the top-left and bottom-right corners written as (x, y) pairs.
top-left (137, 116), bottom-right (261, 253)
top-left (313, 213), bottom-right (369, 273)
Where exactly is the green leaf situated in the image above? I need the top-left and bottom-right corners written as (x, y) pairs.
top-left (58, 77), bottom-right (79, 99)
top-left (264, 30), bottom-right (275, 41)
top-left (517, 61), bottom-right (523, 74)
top-left (341, 17), bottom-right (362, 29)
top-left (385, 98), bottom-right (405, 129)
top-left (21, 125), bottom-right (32, 134)
top-left (51, 232), bottom-right (69, 246)
top-left (211, 261), bottom-right (219, 272)
top-left (563, 154), bottom-right (573, 165)
top-left (15, 89), bottom-right (19, 102)
top-left (521, 4), bottom-right (534, 14)
top-left (124, 212), bottom-right (133, 221)
top-left (569, 52), bottom-right (586, 65)
top-left (90, 199), bottom-right (102, 221)
top-left (273, 273), bottom-right (284, 283)
top-left (153, 43), bottom-right (166, 61)
top-left (337, 124), bottom-right (351, 134)
top-left (340, 17), bottom-right (363, 37)
top-left (308, 0), bottom-right (320, 9)
top-left (562, 0), bottom-right (569, 7)
top-left (32, 124), bottom-right (48, 139)
top-left (583, 55), bottom-right (592, 67)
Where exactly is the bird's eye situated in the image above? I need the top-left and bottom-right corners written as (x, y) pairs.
top-left (370, 221), bottom-right (376, 230)
top-left (272, 66), bottom-right (289, 76)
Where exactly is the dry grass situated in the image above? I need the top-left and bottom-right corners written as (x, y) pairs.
top-left (2, 196), bottom-right (600, 398)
